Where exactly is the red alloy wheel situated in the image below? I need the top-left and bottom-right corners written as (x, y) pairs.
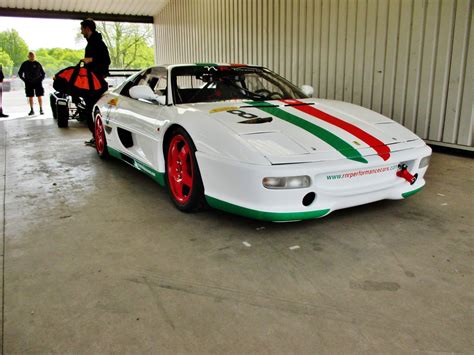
top-left (167, 134), bottom-right (194, 204)
top-left (95, 115), bottom-right (106, 155)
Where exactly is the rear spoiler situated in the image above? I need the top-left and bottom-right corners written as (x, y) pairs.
top-left (107, 69), bottom-right (141, 88)
top-left (108, 69), bottom-right (141, 78)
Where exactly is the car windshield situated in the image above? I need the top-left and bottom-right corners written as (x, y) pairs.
top-left (171, 65), bottom-right (307, 104)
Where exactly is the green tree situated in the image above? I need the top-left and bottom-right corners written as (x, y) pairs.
top-left (34, 48), bottom-right (84, 77)
top-left (0, 49), bottom-right (14, 76)
top-left (130, 44), bottom-right (155, 69)
top-left (61, 49), bottom-right (84, 64)
top-left (0, 29), bottom-right (29, 67)
top-left (96, 22), bottom-right (154, 69)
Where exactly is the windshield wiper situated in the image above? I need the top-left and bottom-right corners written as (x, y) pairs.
top-left (283, 102), bottom-right (315, 107)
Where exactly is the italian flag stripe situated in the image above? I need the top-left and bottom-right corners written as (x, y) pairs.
top-left (194, 62), bottom-right (219, 67)
top-left (281, 99), bottom-right (391, 161)
top-left (246, 101), bottom-right (368, 164)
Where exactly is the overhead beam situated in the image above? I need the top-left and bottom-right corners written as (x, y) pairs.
top-left (0, 7), bottom-right (153, 23)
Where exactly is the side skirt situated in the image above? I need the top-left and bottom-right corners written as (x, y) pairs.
top-left (107, 147), bottom-right (165, 186)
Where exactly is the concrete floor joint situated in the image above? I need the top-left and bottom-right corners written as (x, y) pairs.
top-left (1, 125), bottom-right (6, 354)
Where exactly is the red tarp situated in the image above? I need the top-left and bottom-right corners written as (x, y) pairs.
top-left (53, 64), bottom-right (108, 97)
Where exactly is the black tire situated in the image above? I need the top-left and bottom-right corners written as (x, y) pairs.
top-left (165, 127), bottom-right (205, 212)
top-left (50, 95), bottom-right (58, 120)
top-left (57, 104), bottom-right (69, 128)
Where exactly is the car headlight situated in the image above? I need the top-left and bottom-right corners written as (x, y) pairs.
top-left (419, 156), bottom-right (431, 169)
top-left (262, 175), bottom-right (311, 189)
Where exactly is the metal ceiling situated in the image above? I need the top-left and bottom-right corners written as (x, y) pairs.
top-left (0, 0), bottom-right (170, 22)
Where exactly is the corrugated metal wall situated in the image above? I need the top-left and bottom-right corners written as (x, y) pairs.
top-left (154, 0), bottom-right (473, 149)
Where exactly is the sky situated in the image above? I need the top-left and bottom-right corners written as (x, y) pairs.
top-left (0, 16), bottom-right (86, 50)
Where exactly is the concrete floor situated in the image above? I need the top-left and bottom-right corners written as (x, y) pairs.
top-left (0, 90), bottom-right (473, 353)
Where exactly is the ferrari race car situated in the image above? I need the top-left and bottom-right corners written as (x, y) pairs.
top-left (92, 63), bottom-right (431, 222)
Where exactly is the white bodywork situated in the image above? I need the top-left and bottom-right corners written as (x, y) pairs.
top-left (94, 64), bottom-right (431, 221)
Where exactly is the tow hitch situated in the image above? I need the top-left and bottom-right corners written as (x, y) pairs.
top-left (397, 164), bottom-right (418, 185)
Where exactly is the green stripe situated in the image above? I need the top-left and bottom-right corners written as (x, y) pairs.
top-left (194, 62), bottom-right (219, 67)
top-left (402, 186), bottom-right (424, 198)
top-left (205, 195), bottom-right (330, 222)
top-left (245, 101), bottom-right (368, 164)
top-left (108, 147), bottom-right (165, 186)
top-left (107, 146), bottom-right (122, 160)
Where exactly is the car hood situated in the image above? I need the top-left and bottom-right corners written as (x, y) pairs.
top-left (193, 98), bottom-right (424, 164)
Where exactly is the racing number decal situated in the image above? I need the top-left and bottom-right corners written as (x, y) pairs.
top-left (227, 109), bottom-right (258, 119)
top-left (226, 109), bottom-right (273, 124)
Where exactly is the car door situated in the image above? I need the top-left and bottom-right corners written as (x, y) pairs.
top-left (108, 67), bottom-right (169, 169)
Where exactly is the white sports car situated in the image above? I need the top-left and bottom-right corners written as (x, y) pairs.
top-left (93, 63), bottom-right (431, 221)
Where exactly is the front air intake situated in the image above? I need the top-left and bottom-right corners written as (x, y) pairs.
top-left (302, 192), bottom-right (316, 206)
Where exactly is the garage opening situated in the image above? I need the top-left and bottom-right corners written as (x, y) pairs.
top-left (0, 16), bottom-right (154, 92)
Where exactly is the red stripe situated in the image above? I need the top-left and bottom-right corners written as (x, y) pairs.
top-left (58, 68), bottom-right (74, 81)
top-left (281, 99), bottom-right (391, 161)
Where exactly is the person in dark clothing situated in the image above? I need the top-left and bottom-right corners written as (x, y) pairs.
top-left (80, 18), bottom-right (111, 146)
top-left (18, 51), bottom-right (46, 115)
top-left (0, 65), bottom-right (8, 118)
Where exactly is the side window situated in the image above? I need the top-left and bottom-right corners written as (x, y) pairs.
top-left (119, 67), bottom-right (168, 104)
top-left (120, 69), bottom-right (151, 98)
top-left (153, 76), bottom-right (167, 96)
top-left (150, 67), bottom-right (168, 103)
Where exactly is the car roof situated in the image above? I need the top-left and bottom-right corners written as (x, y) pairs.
top-left (157, 63), bottom-right (263, 70)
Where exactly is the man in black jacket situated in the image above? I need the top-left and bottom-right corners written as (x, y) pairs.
top-left (0, 65), bottom-right (8, 118)
top-left (80, 18), bottom-right (111, 146)
top-left (18, 51), bottom-right (46, 116)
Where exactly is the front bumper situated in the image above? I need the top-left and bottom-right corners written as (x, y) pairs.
top-left (197, 144), bottom-right (431, 221)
